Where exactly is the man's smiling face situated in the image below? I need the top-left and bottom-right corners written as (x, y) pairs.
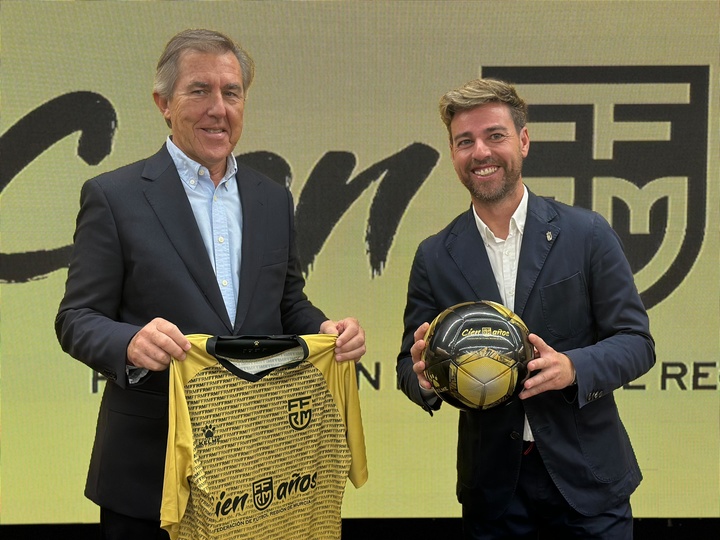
top-left (154, 50), bottom-right (245, 181)
top-left (449, 102), bottom-right (529, 205)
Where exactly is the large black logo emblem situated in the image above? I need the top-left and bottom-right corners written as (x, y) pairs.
top-left (482, 66), bottom-right (709, 309)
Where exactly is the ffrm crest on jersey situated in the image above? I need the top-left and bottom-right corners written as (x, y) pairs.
top-left (253, 477), bottom-right (273, 511)
top-left (288, 396), bottom-right (312, 431)
top-left (482, 66), bottom-right (709, 309)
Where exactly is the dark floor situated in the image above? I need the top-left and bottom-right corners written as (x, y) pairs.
top-left (1, 518), bottom-right (719, 539)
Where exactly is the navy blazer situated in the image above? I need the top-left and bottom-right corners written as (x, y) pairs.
top-left (56, 145), bottom-right (327, 520)
top-left (397, 190), bottom-right (655, 518)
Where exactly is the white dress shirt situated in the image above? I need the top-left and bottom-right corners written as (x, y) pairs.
top-left (472, 185), bottom-right (534, 441)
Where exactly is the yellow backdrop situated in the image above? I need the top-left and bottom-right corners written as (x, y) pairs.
top-left (1, 0), bottom-right (718, 524)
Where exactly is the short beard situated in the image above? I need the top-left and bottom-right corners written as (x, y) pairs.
top-left (462, 168), bottom-right (522, 204)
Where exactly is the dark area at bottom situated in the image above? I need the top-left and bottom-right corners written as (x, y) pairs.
top-left (2, 518), bottom-right (719, 539)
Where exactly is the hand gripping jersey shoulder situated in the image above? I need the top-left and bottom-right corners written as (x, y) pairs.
top-left (161, 334), bottom-right (367, 540)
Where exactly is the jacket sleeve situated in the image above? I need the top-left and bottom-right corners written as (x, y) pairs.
top-left (55, 177), bottom-right (140, 388)
top-left (396, 243), bottom-right (443, 413)
top-left (565, 213), bottom-right (656, 408)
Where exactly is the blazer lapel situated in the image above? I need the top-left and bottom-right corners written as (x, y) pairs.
top-left (232, 167), bottom-right (265, 331)
top-left (141, 147), bottom-right (233, 331)
top-left (514, 192), bottom-right (560, 317)
top-left (446, 208), bottom-right (503, 304)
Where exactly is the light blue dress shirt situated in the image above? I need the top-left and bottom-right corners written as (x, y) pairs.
top-left (127, 139), bottom-right (243, 384)
top-left (166, 137), bottom-right (242, 325)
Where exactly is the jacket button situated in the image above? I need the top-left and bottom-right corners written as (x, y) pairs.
top-left (510, 431), bottom-right (522, 440)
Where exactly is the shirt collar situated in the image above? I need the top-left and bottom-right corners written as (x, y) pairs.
top-left (472, 184), bottom-right (529, 243)
top-left (165, 136), bottom-right (238, 189)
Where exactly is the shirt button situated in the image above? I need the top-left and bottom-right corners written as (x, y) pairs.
top-left (190, 179), bottom-right (196, 185)
top-left (199, 169), bottom-right (205, 176)
top-left (218, 236), bottom-right (225, 243)
top-left (221, 279), bottom-right (228, 287)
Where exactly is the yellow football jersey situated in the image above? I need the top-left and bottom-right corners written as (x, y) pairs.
top-left (161, 334), bottom-right (367, 540)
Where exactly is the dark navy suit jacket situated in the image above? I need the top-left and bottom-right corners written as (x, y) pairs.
top-left (56, 145), bottom-right (327, 520)
top-left (397, 189), bottom-right (655, 518)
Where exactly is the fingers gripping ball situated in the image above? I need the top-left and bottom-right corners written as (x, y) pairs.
top-left (422, 301), bottom-right (532, 411)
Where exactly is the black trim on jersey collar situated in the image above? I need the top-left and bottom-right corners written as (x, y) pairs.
top-left (206, 335), bottom-right (310, 382)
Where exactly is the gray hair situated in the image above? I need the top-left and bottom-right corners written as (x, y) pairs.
top-left (153, 28), bottom-right (255, 100)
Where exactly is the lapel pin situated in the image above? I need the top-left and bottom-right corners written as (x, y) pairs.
top-left (546, 231), bottom-right (553, 242)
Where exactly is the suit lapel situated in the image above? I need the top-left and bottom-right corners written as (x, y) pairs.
top-left (446, 193), bottom-right (561, 318)
top-left (514, 192), bottom-right (560, 317)
top-left (446, 208), bottom-right (503, 304)
top-left (233, 166), bottom-right (265, 331)
top-left (141, 147), bottom-right (233, 331)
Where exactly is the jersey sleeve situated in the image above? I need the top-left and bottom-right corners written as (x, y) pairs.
top-left (344, 360), bottom-right (368, 488)
top-left (161, 334), bottom-right (213, 540)
top-left (304, 334), bottom-right (368, 488)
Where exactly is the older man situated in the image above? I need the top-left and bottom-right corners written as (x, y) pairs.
top-left (56, 29), bottom-right (365, 539)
